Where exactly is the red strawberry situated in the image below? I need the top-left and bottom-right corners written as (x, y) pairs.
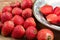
top-left (0, 12), bottom-right (2, 19)
top-left (46, 14), bottom-right (58, 24)
top-left (24, 17), bottom-right (36, 29)
top-left (26, 26), bottom-right (37, 40)
top-left (12, 7), bottom-right (22, 15)
top-left (10, 1), bottom-right (20, 7)
top-left (21, 0), bottom-right (33, 9)
top-left (2, 6), bottom-right (12, 12)
top-left (1, 21), bottom-right (14, 36)
top-left (57, 16), bottom-right (60, 23)
top-left (37, 29), bottom-right (54, 40)
top-left (22, 8), bottom-right (32, 18)
top-left (12, 25), bottom-right (25, 39)
top-left (54, 7), bottom-right (60, 15)
top-left (40, 5), bottom-right (53, 15)
top-left (12, 15), bottom-right (24, 25)
top-left (1, 12), bottom-right (12, 23)
top-left (0, 22), bottom-right (3, 30)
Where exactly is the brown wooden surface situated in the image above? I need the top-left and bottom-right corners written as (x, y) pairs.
top-left (0, 0), bottom-right (60, 40)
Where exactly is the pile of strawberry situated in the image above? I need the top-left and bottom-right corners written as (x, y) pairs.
top-left (0, 0), bottom-right (37, 39)
top-left (40, 5), bottom-right (60, 24)
top-left (0, 0), bottom-right (54, 40)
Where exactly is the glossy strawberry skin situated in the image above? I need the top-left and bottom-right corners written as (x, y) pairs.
top-left (22, 8), bottom-right (32, 18)
top-left (37, 29), bottom-right (54, 40)
top-left (12, 25), bottom-right (25, 39)
top-left (12, 15), bottom-right (24, 25)
top-left (2, 6), bottom-right (12, 12)
top-left (24, 17), bottom-right (36, 29)
top-left (26, 26), bottom-right (37, 40)
top-left (1, 21), bottom-right (14, 36)
top-left (1, 12), bottom-right (12, 23)
top-left (12, 7), bottom-right (22, 15)
top-left (21, 0), bottom-right (33, 9)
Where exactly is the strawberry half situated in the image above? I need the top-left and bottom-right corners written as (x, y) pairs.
top-left (54, 7), bottom-right (60, 16)
top-left (46, 14), bottom-right (58, 24)
top-left (40, 5), bottom-right (53, 15)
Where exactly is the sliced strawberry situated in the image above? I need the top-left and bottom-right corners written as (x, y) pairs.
top-left (57, 16), bottom-right (60, 23)
top-left (40, 5), bottom-right (53, 15)
top-left (46, 14), bottom-right (58, 24)
top-left (54, 7), bottom-right (60, 16)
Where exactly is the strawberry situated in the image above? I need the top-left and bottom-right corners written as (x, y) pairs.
top-left (1, 12), bottom-right (12, 23)
top-left (40, 5), bottom-right (53, 15)
top-left (12, 15), bottom-right (24, 25)
top-left (26, 26), bottom-right (37, 40)
top-left (2, 6), bottom-right (12, 12)
top-left (21, 0), bottom-right (33, 9)
top-left (10, 1), bottom-right (20, 7)
top-left (54, 7), bottom-right (60, 15)
top-left (12, 25), bottom-right (25, 39)
top-left (37, 29), bottom-right (54, 40)
top-left (57, 16), bottom-right (60, 23)
top-left (46, 14), bottom-right (58, 24)
top-left (24, 17), bottom-right (36, 29)
top-left (0, 22), bottom-right (3, 30)
top-left (1, 21), bottom-right (14, 36)
top-left (22, 8), bottom-right (32, 18)
top-left (0, 12), bottom-right (2, 19)
top-left (12, 7), bottom-right (22, 15)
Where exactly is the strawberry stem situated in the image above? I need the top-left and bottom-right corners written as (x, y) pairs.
top-left (47, 36), bottom-right (51, 40)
